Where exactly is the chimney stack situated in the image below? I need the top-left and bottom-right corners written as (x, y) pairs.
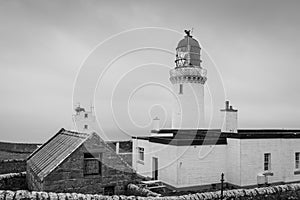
top-left (152, 117), bottom-right (160, 131)
top-left (220, 101), bottom-right (238, 133)
top-left (225, 101), bottom-right (229, 110)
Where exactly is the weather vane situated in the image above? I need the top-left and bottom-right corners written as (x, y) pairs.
top-left (184, 28), bottom-right (194, 37)
top-left (184, 29), bottom-right (191, 36)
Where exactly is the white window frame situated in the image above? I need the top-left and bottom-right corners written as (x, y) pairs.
top-left (295, 152), bottom-right (300, 169)
top-left (264, 153), bottom-right (271, 171)
top-left (138, 147), bottom-right (144, 162)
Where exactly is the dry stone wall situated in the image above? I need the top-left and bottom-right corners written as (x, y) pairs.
top-left (0, 160), bottom-right (26, 174)
top-left (1, 183), bottom-right (300, 200)
top-left (127, 184), bottom-right (161, 197)
top-left (0, 142), bottom-right (39, 153)
top-left (0, 172), bottom-right (26, 191)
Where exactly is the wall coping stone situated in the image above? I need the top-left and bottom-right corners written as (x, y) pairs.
top-left (0, 182), bottom-right (300, 200)
top-left (0, 172), bottom-right (26, 181)
top-left (0, 160), bottom-right (26, 163)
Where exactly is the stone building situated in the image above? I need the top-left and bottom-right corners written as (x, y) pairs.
top-left (132, 31), bottom-right (300, 191)
top-left (27, 128), bottom-right (136, 194)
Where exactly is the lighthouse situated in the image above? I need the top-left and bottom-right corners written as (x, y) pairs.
top-left (169, 30), bottom-right (207, 129)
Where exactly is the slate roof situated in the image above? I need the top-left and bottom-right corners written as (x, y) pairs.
top-left (133, 129), bottom-right (227, 146)
top-left (27, 128), bottom-right (91, 181)
top-left (135, 129), bottom-right (300, 146)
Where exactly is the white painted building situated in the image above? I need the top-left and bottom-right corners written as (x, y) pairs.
top-left (132, 31), bottom-right (300, 191)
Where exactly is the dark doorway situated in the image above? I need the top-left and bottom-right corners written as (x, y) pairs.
top-left (152, 157), bottom-right (158, 180)
top-left (104, 186), bottom-right (115, 195)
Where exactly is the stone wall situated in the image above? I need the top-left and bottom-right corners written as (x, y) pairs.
top-left (0, 141), bottom-right (39, 161)
top-left (127, 184), bottom-right (161, 197)
top-left (1, 182), bottom-right (300, 200)
top-left (0, 160), bottom-right (26, 174)
top-left (0, 142), bottom-right (39, 153)
top-left (26, 165), bottom-right (43, 191)
top-left (118, 153), bottom-right (132, 167)
top-left (0, 150), bottom-right (30, 161)
top-left (0, 172), bottom-right (27, 191)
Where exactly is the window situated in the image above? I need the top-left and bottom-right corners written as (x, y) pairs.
top-left (296, 152), bottom-right (300, 169)
top-left (119, 141), bottom-right (132, 153)
top-left (179, 84), bottom-right (183, 94)
top-left (264, 153), bottom-right (271, 171)
top-left (84, 152), bottom-right (102, 175)
top-left (84, 124), bottom-right (88, 129)
top-left (138, 147), bottom-right (144, 161)
top-left (84, 113), bottom-right (88, 118)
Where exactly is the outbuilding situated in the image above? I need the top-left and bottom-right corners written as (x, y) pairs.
top-left (27, 128), bottom-right (136, 194)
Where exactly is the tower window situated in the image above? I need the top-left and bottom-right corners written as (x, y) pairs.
top-left (84, 125), bottom-right (88, 129)
top-left (296, 152), bottom-right (300, 169)
top-left (179, 84), bottom-right (183, 94)
top-left (84, 113), bottom-right (88, 118)
top-left (264, 153), bottom-right (271, 171)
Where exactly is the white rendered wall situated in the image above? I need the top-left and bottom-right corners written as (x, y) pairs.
top-left (175, 145), bottom-right (227, 188)
top-left (172, 83), bottom-right (204, 129)
top-left (132, 138), bottom-right (152, 177)
top-left (221, 111), bottom-right (238, 133)
top-left (133, 138), bottom-right (227, 188)
top-left (132, 138), bottom-right (178, 186)
top-left (238, 138), bottom-right (300, 187)
top-left (133, 137), bottom-right (300, 188)
top-left (226, 138), bottom-right (241, 186)
top-left (282, 139), bottom-right (300, 183)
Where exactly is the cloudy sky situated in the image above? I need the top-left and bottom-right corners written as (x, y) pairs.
top-left (1, 0), bottom-right (300, 142)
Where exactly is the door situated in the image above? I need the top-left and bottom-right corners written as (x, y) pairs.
top-left (152, 157), bottom-right (158, 180)
top-left (104, 186), bottom-right (115, 195)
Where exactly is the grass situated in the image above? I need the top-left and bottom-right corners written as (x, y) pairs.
top-left (0, 150), bottom-right (30, 160)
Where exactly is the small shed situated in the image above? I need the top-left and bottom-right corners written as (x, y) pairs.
top-left (27, 128), bottom-right (136, 194)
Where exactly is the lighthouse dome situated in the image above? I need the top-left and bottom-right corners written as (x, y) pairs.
top-left (177, 35), bottom-right (200, 49)
top-left (175, 30), bottom-right (201, 67)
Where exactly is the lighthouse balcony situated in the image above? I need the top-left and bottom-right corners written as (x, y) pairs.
top-left (169, 67), bottom-right (207, 84)
top-left (170, 67), bottom-right (207, 77)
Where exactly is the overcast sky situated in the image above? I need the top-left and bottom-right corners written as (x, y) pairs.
top-left (1, 0), bottom-right (300, 142)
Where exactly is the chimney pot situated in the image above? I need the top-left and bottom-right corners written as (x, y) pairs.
top-left (225, 101), bottom-right (229, 109)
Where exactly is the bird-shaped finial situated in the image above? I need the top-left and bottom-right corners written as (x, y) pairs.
top-left (184, 29), bottom-right (191, 37)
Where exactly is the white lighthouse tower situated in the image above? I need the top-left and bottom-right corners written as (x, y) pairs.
top-left (170, 30), bottom-right (207, 129)
top-left (73, 104), bottom-right (96, 132)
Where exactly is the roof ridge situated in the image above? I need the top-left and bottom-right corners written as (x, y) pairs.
top-left (61, 130), bottom-right (90, 138)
